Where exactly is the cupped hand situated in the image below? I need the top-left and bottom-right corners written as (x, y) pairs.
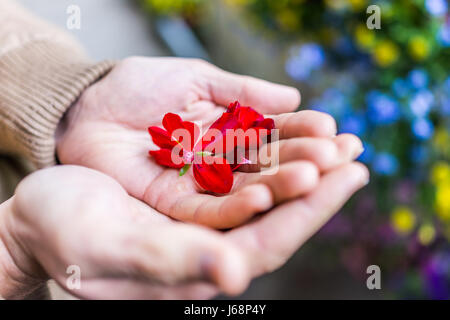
top-left (1, 163), bottom-right (368, 299)
top-left (57, 57), bottom-right (363, 228)
top-left (0, 166), bottom-right (249, 299)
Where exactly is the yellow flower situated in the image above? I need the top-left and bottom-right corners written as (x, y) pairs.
top-left (417, 223), bottom-right (436, 246)
top-left (373, 40), bottom-right (399, 67)
top-left (325, 0), bottom-right (348, 10)
top-left (390, 206), bottom-right (416, 235)
top-left (225, 0), bottom-right (255, 6)
top-left (276, 9), bottom-right (300, 31)
top-left (432, 127), bottom-right (450, 154)
top-left (348, 0), bottom-right (367, 11)
top-left (431, 161), bottom-right (450, 185)
top-left (354, 24), bottom-right (376, 51)
top-left (408, 36), bottom-right (431, 61)
top-left (435, 182), bottom-right (450, 222)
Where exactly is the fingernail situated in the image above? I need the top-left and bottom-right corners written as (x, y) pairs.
top-left (361, 170), bottom-right (370, 186)
top-left (199, 254), bottom-right (216, 282)
top-left (363, 176), bottom-right (370, 186)
top-left (353, 146), bottom-right (365, 159)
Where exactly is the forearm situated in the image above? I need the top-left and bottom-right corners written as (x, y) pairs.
top-left (0, 198), bottom-right (48, 299)
top-left (0, 0), bottom-right (115, 168)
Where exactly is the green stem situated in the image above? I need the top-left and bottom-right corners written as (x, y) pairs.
top-left (179, 164), bottom-right (192, 176)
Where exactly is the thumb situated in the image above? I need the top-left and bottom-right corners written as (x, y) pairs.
top-left (201, 62), bottom-right (301, 114)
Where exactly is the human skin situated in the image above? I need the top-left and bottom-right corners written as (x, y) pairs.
top-left (56, 57), bottom-right (365, 229)
top-left (0, 163), bottom-right (368, 299)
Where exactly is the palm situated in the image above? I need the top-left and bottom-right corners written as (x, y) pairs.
top-left (57, 57), bottom-right (360, 228)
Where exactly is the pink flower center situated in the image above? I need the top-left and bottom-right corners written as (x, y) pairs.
top-left (183, 151), bottom-right (194, 163)
top-left (241, 157), bottom-right (252, 164)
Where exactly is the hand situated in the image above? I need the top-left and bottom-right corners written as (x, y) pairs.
top-left (56, 57), bottom-right (363, 228)
top-left (0, 166), bottom-right (249, 299)
top-left (0, 163), bottom-right (368, 299)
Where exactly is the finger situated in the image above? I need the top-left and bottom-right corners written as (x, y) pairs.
top-left (203, 64), bottom-right (301, 113)
top-left (168, 161), bottom-right (319, 229)
top-left (333, 133), bottom-right (364, 162)
top-left (271, 111), bottom-right (337, 138)
top-left (237, 160), bottom-right (319, 204)
top-left (242, 135), bottom-right (363, 173)
top-left (169, 184), bottom-right (274, 229)
top-left (227, 162), bottom-right (369, 276)
top-left (243, 137), bottom-right (337, 172)
top-left (119, 221), bottom-right (250, 296)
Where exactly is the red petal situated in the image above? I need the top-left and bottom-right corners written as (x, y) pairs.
top-left (193, 158), bottom-right (233, 194)
top-left (162, 113), bottom-right (199, 151)
top-left (255, 118), bottom-right (275, 130)
top-left (201, 113), bottom-right (239, 151)
top-left (149, 149), bottom-right (184, 169)
top-left (227, 101), bottom-right (240, 113)
top-left (209, 112), bottom-right (240, 134)
top-left (148, 126), bottom-right (177, 149)
top-left (237, 106), bottom-right (264, 129)
top-left (181, 120), bottom-right (200, 150)
top-left (162, 113), bottom-right (183, 134)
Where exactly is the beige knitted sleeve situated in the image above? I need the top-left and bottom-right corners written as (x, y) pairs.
top-left (0, 0), bottom-right (115, 168)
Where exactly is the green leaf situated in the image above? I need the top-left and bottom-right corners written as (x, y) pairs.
top-left (179, 164), bottom-right (191, 176)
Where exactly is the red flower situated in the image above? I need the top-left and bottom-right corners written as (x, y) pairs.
top-left (148, 101), bottom-right (274, 194)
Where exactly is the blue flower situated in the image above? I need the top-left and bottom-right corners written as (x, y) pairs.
top-left (408, 69), bottom-right (429, 89)
top-left (410, 145), bottom-right (429, 163)
top-left (372, 152), bottom-right (399, 176)
top-left (339, 112), bottom-right (366, 135)
top-left (358, 142), bottom-right (375, 164)
top-left (335, 36), bottom-right (356, 56)
top-left (409, 90), bottom-right (434, 117)
top-left (285, 43), bottom-right (325, 81)
top-left (299, 43), bottom-right (325, 69)
top-left (438, 23), bottom-right (450, 47)
top-left (440, 97), bottom-right (450, 115)
top-left (425, 0), bottom-right (448, 17)
top-left (412, 117), bottom-right (434, 140)
top-left (285, 56), bottom-right (311, 81)
top-left (322, 88), bottom-right (350, 118)
top-left (392, 78), bottom-right (411, 98)
top-left (366, 91), bottom-right (401, 125)
top-left (444, 77), bottom-right (450, 91)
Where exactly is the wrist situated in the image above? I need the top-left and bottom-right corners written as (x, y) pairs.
top-left (0, 199), bottom-right (48, 299)
top-left (55, 82), bottom-right (96, 164)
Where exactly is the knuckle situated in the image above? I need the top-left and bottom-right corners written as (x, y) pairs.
top-left (279, 162), bottom-right (317, 196)
top-left (314, 139), bottom-right (338, 168)
top-left (190, 58), bottom-right (212, 68)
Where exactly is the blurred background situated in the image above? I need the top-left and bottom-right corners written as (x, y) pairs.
top-left (19, 0), bottom-right (450, 299)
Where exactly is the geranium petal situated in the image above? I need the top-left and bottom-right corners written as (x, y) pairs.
top-left (181, 121), bottom-right (200, 150)
top-left (162, 113), bottom-right (183, 134)
top-left (148, 126), bottom-right (177, 149)
top-left (201, 113), bottom-right (239, 151)
top-left (227, 101), bottom-right (240, 113)
top-left (149, 149), bottom-right (184, 169)
top-left (255, 118), bottom-right (275, 130)
top-left (237, 106), bottom-right (265, 129)
top-left (162, 113), bottom-right (199, 151)
top-left (193, 158), bottom-right (233, 194)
